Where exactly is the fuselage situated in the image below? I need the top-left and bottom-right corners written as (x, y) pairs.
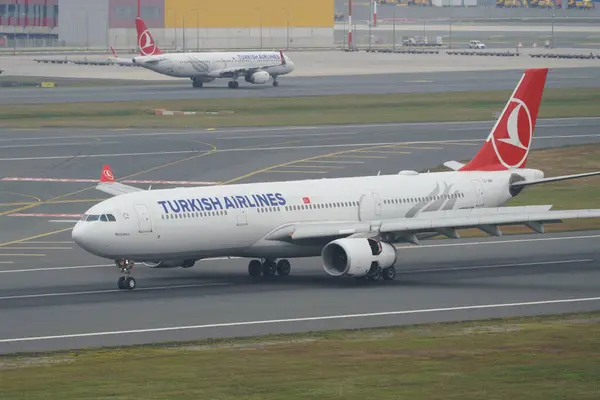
top-left (132, 51), bottom-right (294, 78)
top-left (109, 57), bottom-right (135, 66)
top-left (72, 168), bottom-right (542, 263)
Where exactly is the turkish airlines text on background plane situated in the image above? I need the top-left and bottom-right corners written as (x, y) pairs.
top-left (72, 68), bottom-right (600, 290)
top-left (131, 17), bottom-right (295, 89)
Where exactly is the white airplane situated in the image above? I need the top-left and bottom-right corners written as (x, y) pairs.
top-left (72, 68), bottom-right (600, 290)
top-left (108, 46), bottom-right (137, 67)
top-left (131, 17), bottom-right (295, 88)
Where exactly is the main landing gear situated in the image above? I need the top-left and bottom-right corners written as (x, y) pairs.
top-left (272, 76), bottom-right (279, 87)
top-left (228, 78), bottom-right (240, 89)
top-left (116, 259), bottom-right (136, 290)
top-left (191, 77), bottom-right (204, 88)
top-left (248, 258), bottom-right (291, 278)
top-left (355, 264), bottom-right (396, 282)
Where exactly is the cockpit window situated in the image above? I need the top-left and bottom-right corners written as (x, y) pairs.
top-left (100, 215), bottom-right (108, 222)
top-left (86, 215), bottom-right (100, 221)
top-left (82, 214), bottom-right (116, 222)
top-left (107, 214), bottom-right (116, 222)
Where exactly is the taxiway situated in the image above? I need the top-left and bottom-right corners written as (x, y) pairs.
top-left (0, 118), bottom-right (599, 353)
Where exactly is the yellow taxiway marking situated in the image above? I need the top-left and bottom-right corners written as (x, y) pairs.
top-left (266, 170), bottom-right (329, 174)
top-left (392, 146), bottom-right (444, 150)
top-left (329, 155), bottom-right (387, 159)
top-left (0, 247), bottom-right (72, 250)
top-left (0, 228), bottom-right (73, 248)
top-left (299, 160), bottom-right (365, 164)
top-left (0, 254), bottom-right (46, 257)
top-left (282, 165), bottom-right (345, 169)
top-left (355, 150), bottom-right (412, 154)
top-left (0, 142), bottom-right (218, 217)
top-left (21, 241), bottom-right (74, 244)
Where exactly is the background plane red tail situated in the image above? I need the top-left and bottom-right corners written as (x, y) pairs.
top-left (135, 17), bottom-right (162, 56)
top-left (459, 68), bottom-right (548, 171)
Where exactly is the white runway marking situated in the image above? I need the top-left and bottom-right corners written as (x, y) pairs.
top-left (0, 282), bottom-right (230, 301)
top-left (0, 264), bottom-right (111, 273)
top-left (1, 296), bottom-right (599, 343)
top-left (399, 259), bottom-right (594, 274)
top-left (0, 141), bottom-right (120, 149)
top-left (0, 134), bottom-right (597, 161)
top-left (0, 116), bottom-right (596, 143)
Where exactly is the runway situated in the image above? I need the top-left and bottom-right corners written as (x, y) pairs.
top-left (4, 67), bottom-right (600, 105)
top-left (0, 118), bottom-right (599, 353)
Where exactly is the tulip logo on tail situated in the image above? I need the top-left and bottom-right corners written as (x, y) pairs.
top-left (101, 165), bottom-right (115, 182)
top-left (490, 97), bottom-right (533, 169)
top-left (138, 30), bottom-right (157, 56)
top-left (135, 17), bottom-right (162, 56)
top-left (460, 68), bottom-right (547, 172)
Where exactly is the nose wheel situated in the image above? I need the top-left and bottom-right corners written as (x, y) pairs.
top-left (116, 259), bottom-right (136, 290)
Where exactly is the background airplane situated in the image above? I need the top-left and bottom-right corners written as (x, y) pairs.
top-left (71, 68), bottom-right (600, 290)
top-left (131, 17), bottom-right (295, 88)
top-left (107, 46), bottom-right (137, 67)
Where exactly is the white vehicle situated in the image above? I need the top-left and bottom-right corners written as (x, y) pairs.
top-left (108, 46), bottom-right (136, 67)
top-left (469, 40), bottom-right (486, 49)
top-left (72, 68), bottom-right (600, 290)
top-left (131, 17), bottom-right (295, 89)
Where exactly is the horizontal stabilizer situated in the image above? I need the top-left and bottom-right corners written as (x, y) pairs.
top-left (443, 161), bottom-right (465, 171)
top-left (511, 171), bottom-right (600, 188)
top-left (96, 164), bottom-right (142, 196)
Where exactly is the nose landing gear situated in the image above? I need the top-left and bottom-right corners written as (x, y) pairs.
top-left (116, 259), bottom-right (136, 290)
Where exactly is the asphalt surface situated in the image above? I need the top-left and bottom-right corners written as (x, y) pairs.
top-left (0, 118), bottom-right (599, 353)
top-left (4, 67), bottom-right (600, 105)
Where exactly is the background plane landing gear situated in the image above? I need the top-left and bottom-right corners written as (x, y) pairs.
top-left (228, 80), bottom-right (239, 89)
top-left (116, 259), bottom-right (136, 290)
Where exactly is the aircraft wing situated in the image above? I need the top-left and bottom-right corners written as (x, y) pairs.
top-left (265, 205), bottom-right (600, 243)
top-left (218, 50), bottom-right (287, 77)
top-left (95, 164), bottom-right (142, 196)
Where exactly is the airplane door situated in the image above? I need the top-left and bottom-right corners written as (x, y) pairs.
top-left (471, 180), bottom-right (484, 208)
top-left (358, 192), bottom-right (382, 221)
top-left (134, 204), bottom-right (153, 233)
top-left (236, 208), bottom-right (247, 226)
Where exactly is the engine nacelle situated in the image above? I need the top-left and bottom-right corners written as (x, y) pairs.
top-left (142, 259), bottom-right (196, 269)
top-left (321, 238), bottom-right (396, 277)
top-left (245, 70), bottom-right (270, 84)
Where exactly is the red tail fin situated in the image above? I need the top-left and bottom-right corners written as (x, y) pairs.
top-left (135, 17), bottom-right (162, 56)
top-left (100, 165), bottom-right (115, 182)
top-left (460, 68), bottom-right (548, 171)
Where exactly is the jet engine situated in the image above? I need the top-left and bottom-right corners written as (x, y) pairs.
top-left (142, 259), bottom-right (196, 268)
top-left (245, 70), bottom-right (270, 84)
top-left (321, 238), bottom-right (396, 277)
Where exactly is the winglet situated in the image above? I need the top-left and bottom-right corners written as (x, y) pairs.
top-left (100, 164), bottom-right (115, 182)
top-left (280, 50), bottom-right (286, 65)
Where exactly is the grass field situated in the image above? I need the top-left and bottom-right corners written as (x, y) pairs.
top-left (1, 312), bottom-right (599, 399)
top-left (1, 87), bottom-right (599, 128)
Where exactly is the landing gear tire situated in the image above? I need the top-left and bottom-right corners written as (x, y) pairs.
top-left (276, 259), bottom-right (291, 276)
top-left (381, 266), bottom-right (396, 281)
top-left (116, 259), bottom-right (136, 290)
top-left (248, 260), bottom-right (262, 277)
top-left (272, 80), bottom-right (279, 87)
top-left (367, 269), bottom-right (381, 281)
top-left (228, 81), bottom-right (239, 89)
top-left (262, 259), bottom-right (277, 277)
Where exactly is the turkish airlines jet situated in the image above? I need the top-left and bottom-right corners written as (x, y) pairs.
top-left (72, 68), bottom-right (600, 290)
top-left (131, 17), bottom-right (295, 88)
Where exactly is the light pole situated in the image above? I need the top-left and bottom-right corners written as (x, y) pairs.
top-left (258, 9), bottom-right (263, 49)
top-left (182, 14), bottom-right (185, 51)
top-left (194, 9), bottom-right (199, 51)
top-left (551, 5), bottom-right (555, 49)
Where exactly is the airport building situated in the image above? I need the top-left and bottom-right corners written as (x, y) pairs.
top-left (0, 0), bottom-right (335, 49)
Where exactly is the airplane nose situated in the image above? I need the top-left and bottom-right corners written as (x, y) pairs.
top-left (72, 222), bottom-right (94, 253)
